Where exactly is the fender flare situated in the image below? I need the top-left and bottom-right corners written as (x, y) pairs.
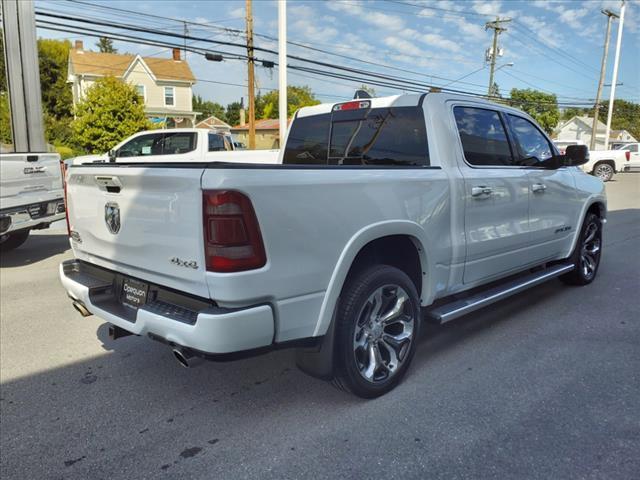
top-left (564, 196), bottom-right (607, 258)
top-left (312, 220), bottom-right (431, 337)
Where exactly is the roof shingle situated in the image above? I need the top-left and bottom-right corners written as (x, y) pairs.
top-left (69, 49), bottom-right (195, 82)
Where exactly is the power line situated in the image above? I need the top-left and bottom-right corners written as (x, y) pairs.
top-left (36, 16), bottom-right (608, 107)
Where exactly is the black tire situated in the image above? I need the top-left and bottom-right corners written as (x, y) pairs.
top-left (560, 212), bottom-right (602, 286)
top-left (592, 162), bottom-right (614, 182)
top-left (0, 229), bottom-right (30, 252)
top-left (332, 265), bottom-right (421, 398)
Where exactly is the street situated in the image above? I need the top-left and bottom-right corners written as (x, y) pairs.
top-left (1, 174), bottom-right (639, 479)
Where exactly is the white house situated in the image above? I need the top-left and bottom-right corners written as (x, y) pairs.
top-left (554, 115), bottom-right (637, 150)
top-left (195, 115), bottom-right (232, 135)
top-left (68, 41), bottom-right (197, 127)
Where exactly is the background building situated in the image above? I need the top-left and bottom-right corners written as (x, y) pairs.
top-left (67, 41), bottom-right (197, 127)
top-left (554, 116), bottom-right (637, 150)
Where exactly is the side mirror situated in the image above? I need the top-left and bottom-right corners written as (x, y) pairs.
top-left (564, 144), bottom-right (589, 167)
top-left (108, 149), bottom-right (116, 162)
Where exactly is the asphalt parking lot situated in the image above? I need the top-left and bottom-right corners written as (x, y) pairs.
top-left (1, 174), bottom-right (639, 480)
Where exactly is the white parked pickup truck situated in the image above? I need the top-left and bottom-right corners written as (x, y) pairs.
top-left (60, 93), bottom-right (606, 398)
top-left (583, 147), bottom-right (628, 182)
top-left (1, 151), bottom-right (66, 251)
top-left (67, 128), bottom-right (280, 166)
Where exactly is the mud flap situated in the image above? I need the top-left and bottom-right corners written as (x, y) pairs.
top-left (295, 306), bottom-right (337, 380)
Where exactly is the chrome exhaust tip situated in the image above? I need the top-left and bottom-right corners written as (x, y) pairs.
top-left (172, 348), bottom-right (204, 368)
top-left (72, 300), bottom-right (92, 317)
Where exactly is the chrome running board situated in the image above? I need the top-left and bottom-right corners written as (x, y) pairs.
top-left (426, 264), bottom-right (574, 324)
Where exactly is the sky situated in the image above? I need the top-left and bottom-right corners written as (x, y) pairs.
top-left (36, 0), bottom-right (640, 108)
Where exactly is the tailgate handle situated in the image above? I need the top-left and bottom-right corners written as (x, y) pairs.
top-left (95, 176), bottom-right (122, 193)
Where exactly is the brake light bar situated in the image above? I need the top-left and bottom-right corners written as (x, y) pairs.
top-left (332, 100), bottom-right (371, 111)
top-left (202, 190), bottom-right (266, 273)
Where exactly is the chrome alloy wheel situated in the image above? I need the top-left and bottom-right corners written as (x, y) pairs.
top-left (352, 285), bottom-right (415, 383)
top-left (594, 163), bottom-right (613, 181)
top-left (580, 220), bottom-right (601, 280)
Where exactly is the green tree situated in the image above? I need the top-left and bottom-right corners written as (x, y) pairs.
top-left (0, 29), bottom-right (6, 93)
top-left (509, 88), bottom-right (559, 134)
top-left (72, 77), bottom-right (150, 153)
top-left (96, 37), bottom-right (117, 53)
top-left (560, 107), bottom-right (589, 121)
top-left (255, 85), bottom-right (320, 119)
top-left (358, 84), bottom-right (376, 97)
top-left (0, 93), bottom-right (11, 145)
top-left (38, 39), bottom-right (73, 121)
top-left (226, 101), bottom-right (243, 126)
top-left (598, 99), bottom-right (640, 141)
top-left (193, 95), bottom-right (227, 122)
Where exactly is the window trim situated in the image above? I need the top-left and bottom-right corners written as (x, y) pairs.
top-left (135, 84), bottom-right (146, 102)
top-left (164, 86), bottom-right (175, 107)
top-left (452, 104), bottom-right (520, 170)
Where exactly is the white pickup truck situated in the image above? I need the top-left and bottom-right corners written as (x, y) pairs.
top-left (1, 151), bottom-right (66, 251)
top-left (60, 93), bottom-right (606, 398)
top-left (583, 148), bottom-right (629, 182)
top-left (67, 128), bottom-right (279, 165)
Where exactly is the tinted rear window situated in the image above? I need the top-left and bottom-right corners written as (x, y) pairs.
top-left (282, 106), bottom-right (428, 166)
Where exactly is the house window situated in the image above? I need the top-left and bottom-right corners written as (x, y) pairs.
top-left (135, 85), bottom-right (145, 101)
top-left (164, 87), bottom-right (175, 106)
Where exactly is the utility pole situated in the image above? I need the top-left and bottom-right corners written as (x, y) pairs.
top-left (604, 1), bottom-right (625, 150)
top-left (246, 0), bottom-right (256, 150)
top-left (591, 9), bottom-right (618, 150)
top-left (485, 17), bottom-right (511, 97)
top-left (278, 0), bottom-right (287, 148)
top-left (183, 21), bottom-right (188, 59)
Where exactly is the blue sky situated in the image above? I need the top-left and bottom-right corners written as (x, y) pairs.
top-left (37, 0), bottom-right (640, 108)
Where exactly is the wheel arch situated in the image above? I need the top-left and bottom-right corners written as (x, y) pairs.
top-left (312, 221), bottom-right (430, 337)
top-left (564, 198), bottom-right (607, 259)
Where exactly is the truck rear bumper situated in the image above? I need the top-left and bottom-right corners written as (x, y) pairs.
top-left (0, 198), bottom-right (65, 234)
top-left (59, 259), bottom-right (275, 355)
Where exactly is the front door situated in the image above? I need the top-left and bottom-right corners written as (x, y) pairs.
top-left (505, 114), bottom-right (580, 261)
top-left (454, 106), bottom-right (531, 284)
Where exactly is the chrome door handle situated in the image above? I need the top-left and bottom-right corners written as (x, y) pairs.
top-left (471, 186), bottom-right (493, 197)
top-left (532, 183), bottom-right (547, 193)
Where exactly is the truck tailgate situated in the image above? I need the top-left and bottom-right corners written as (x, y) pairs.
top-left (0, 153), bottom-right (63, 209)
top-left (66, 166), bottom-right (210, 298)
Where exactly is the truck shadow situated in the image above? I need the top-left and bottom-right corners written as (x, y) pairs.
top-left (0, 232), bottom-right (70, 268)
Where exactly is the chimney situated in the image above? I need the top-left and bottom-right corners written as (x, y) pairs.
top-left (239, 108), bottom-right (246, 127)
top-left (172, 48), bottom-right (181, 61)
top-left (75, 40), bottom-right (83, 50)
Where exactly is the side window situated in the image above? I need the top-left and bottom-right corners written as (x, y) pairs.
top-left (223, 136), bottom-right (232, 151)
top-left (454, 106), bottom-right (514, 167)
top-left (164, 87), bottom-right (175, 106)
top-left (117, 134), bottom-right (161, 157)
top-left (282, 113), bottom-right (331, 165)
top-left (328, 106), bottom-right (429, 166)
top-left (628, 144), bottom-right (638, 153)
top-left (162, 132), bottom-right (196, 154)
top-left (208, 134), bottom-right (226, 152)
top-left (118, 132), bottom-right (196, 157)
top-left (507, 115), bottom-right (553, 164)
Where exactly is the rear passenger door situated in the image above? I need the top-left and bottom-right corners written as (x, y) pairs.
top-left (505, 114), bottom-right (580, 261)
top-left (453, 106), bottom-right (531, 284)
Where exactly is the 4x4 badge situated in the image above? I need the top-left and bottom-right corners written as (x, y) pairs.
top-left (104, 202), bottom-right (121, 234)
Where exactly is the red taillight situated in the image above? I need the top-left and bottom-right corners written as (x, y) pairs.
top-left (626, 151), bottom-right (631, 161)
top-left (203, 190), bottom-right (266, 272)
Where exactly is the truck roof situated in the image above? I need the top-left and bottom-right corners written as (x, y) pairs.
top-left (296, 92), bottom-right (532, 119)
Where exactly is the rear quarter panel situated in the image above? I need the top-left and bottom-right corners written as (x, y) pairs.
top-left (201, 166), bottom-right (451, 338)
